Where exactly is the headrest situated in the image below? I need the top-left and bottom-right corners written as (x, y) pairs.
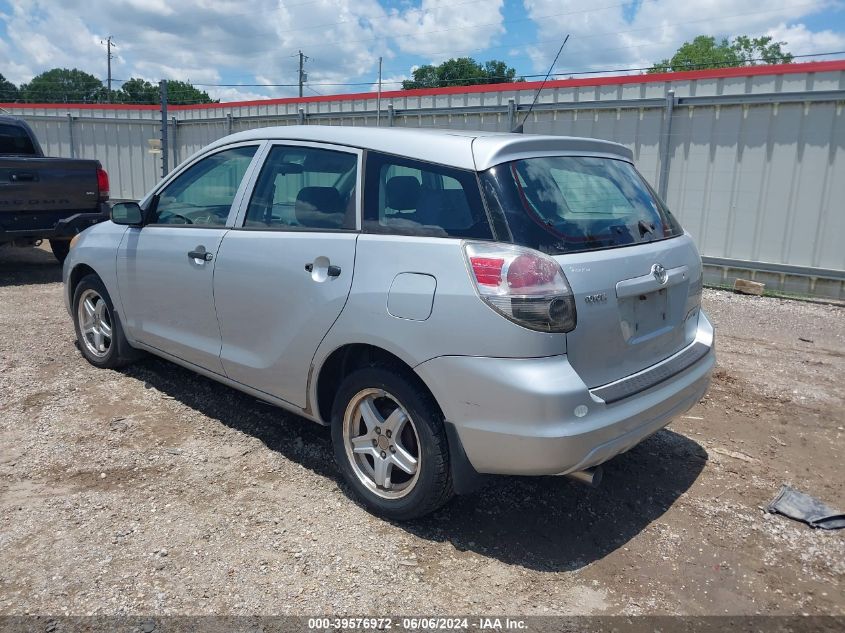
top-left (294, 186), bottom-right (344, 228)
top-left (385, 176), bottom-right (421, 211)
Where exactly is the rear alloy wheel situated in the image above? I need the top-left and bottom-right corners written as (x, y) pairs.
top-left (331, 366), bottom-right (453, 520)
top-left (343, 388), bottom-right (422, 499)
top-left (72, 274), bottom-right (140, 369)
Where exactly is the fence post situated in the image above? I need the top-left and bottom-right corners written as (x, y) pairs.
top-left (226, 112), bottom-right (233, 135)
top-left (159, 80), bottom-right (169, 178)
top-left (507, 98), bottom-right (516, 132)
top-left (387, 103), bottom-right (394, 127)
top-left (298, 107), bottom-right (306, 125)
top-left (66, 113), bottom-right (75, 158)
top-left (657, 89), bottom-right (675, 201)
top-left (171, 116), bottom-right (178, 167)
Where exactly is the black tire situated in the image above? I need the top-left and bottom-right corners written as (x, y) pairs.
top-left (72, 274), bottom-right (140, 369)
top-left (331, 365), bottom-right (454, 520)
top-left (49, 239), bottom-right (70, 264)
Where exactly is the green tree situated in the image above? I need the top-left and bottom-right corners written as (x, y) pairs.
top-left (731, 35), bottom-right (794, 65)
top-left (402, 57), bottom-right (519, 89)
top-left (648, 35), bottom-right (792, 73)
top-left (0, 73), bottom-right (20, 102)
top-left (164, 80), bottom-right (216, 105)
top-left (115, 78), bottom-right (217, 105)
top-left (20, 68), bottom-right (106, 103)
top-left (115, 77), bottom-right (159, 104)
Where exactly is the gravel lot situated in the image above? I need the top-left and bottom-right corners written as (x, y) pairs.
top-left (0, 245), bottom-right (843, 616)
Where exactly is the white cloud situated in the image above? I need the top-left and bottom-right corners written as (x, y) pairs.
top-left (1, 0), bottom-right (474, 99)
top-left (382, 0), bottom-right (506, 59)
top-left (522, 0), bottom-right (842, 73)
top-left (766, 22), bottom-right (845, 54)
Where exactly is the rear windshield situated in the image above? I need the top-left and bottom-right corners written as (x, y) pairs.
top-left (0, 124), bottom-right (37, 155)
top-left (481, 156), bottom-right (683, 255)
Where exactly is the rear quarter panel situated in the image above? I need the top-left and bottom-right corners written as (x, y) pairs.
top-left (310, 234), bottom-right (568, 410)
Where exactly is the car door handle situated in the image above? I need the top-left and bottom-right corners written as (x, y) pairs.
top-left (10, 172), bottom-right (36, 182)
top-left (304, 262), bottom-right (342, 277)
top-left (188, 249), bottom-right (213, 262)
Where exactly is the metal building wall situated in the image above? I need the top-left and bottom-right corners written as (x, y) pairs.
top-left (3, 62), bottom-right (844, 297)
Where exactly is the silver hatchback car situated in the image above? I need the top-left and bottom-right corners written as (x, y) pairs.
top-left (64, 126), bottom-right (714, 519)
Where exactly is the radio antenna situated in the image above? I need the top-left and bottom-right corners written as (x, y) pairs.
top-left (512, 34), bottom-right (570, 133)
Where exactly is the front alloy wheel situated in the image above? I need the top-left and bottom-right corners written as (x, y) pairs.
top-left (72, 273), bottom-right (140, 369)
top-left (77, 288), bottom-right (113, 358)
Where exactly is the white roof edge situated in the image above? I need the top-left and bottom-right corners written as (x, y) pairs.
top-left (203, 126), bottom-right (634, 172)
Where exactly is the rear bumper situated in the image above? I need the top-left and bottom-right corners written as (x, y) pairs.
top-left (415, 312), bottom-right (715, 476)
top-left (0, 203), bottom-right (110, 242)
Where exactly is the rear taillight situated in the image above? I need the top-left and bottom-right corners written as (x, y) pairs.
top-left (463, 242), bottom-right (577, 333)
top-left (96, 167), bottom-right (110, 201)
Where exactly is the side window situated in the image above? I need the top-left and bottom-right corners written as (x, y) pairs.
top-left (363, 152), bottom-right (492, 239)
top-left (243, 145), bottom-right (358, 230)
top-left (150, 145), bottom-right (258, 226)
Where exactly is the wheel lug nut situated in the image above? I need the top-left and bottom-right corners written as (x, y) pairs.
top-left (380, 451), bottom-right (386, 458)
top-left (375, 427), bottom-right (381, 435)
top-left (372, 439), bottom-right (378, 447)
top-left (386, 430), bottom-right (392, 438)
top-left (389, 446), bottom-right (396, 454)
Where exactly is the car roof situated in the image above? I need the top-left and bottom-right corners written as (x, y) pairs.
top-left (210, 126), bottom-right (634, 171)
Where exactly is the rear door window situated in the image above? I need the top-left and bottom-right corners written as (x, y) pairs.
top-left (363, 152), bottom-right (492, 239)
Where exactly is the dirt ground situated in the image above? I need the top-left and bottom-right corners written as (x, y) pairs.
top-left (0, 245), bottom-right (842, 616)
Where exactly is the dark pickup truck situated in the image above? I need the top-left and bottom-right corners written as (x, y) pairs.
top-left (0, 115), bottom-right (110, 263)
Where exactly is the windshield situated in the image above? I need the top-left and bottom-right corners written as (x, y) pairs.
top-left (481, 156), bottom-right (683, 255)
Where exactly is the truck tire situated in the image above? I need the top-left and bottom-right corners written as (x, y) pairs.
top-left (49, 239), bottom-right (70, 264)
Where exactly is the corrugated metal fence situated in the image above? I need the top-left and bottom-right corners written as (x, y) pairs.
top-left (4, 61), bottom-right (845, 298)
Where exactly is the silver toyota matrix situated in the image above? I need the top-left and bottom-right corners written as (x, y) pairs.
top-left (63, 126), bottom-right (715, 519)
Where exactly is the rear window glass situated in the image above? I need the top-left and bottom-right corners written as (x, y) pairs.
top-left (481, 156), bottom-right (683, 255)
top-left (0, 124), bottom-right (37, 155)
top-left (363, 151), bottom-right (492, 239)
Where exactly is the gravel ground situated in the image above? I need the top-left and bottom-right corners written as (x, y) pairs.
top-left (0, 245), bottom-right (843, 616)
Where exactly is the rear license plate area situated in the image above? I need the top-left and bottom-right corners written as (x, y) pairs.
top-left (619, 288), bottom-right (668, 342)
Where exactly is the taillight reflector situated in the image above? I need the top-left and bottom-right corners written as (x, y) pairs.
top-left (96, 167), bottom-right (110, 201)
top-left (470, 257), bottom-right (504, 286)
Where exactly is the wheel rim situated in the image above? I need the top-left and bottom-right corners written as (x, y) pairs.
top-left (342, 388), bottom-right (421, 500)
top-left (77, 289), bottom-right (113, 358)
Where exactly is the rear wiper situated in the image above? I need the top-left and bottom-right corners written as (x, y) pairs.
top-left (638, 219), bottom-right (656, 238)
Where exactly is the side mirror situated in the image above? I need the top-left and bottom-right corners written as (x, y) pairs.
top-left (111, 201), bottom-right (144, 226)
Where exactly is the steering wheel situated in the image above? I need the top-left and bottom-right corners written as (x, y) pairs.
top-left (165, 213), bottom-right (194, 225)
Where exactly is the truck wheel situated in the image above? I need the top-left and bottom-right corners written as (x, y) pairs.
top-left (49, 239), bottom-right (70, 264)
top-left (72, 274), bottom-right (139, 369)
top-left (331, 365), bottom-right (454, 520)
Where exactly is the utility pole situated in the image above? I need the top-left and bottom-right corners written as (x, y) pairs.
top-left (376, 56), bottom-right (383, 126)
top-left (101, 36), bottom-right (116, 103)
top-left (298, 50), bottom-right (308, 98)
top-left (159, 80), bottom-right (169, 178)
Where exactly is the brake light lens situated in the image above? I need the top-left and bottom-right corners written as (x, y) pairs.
top-left (96, 167), bottom-right (110, 201)
top-left (463, 242), bottom-right (577, 333)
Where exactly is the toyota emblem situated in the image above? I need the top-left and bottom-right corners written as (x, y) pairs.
top-left (651, 263), bottom-right (668, 285)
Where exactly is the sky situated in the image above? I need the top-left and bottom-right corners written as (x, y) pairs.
top-left (1, 0), bottom-right (844, 103)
